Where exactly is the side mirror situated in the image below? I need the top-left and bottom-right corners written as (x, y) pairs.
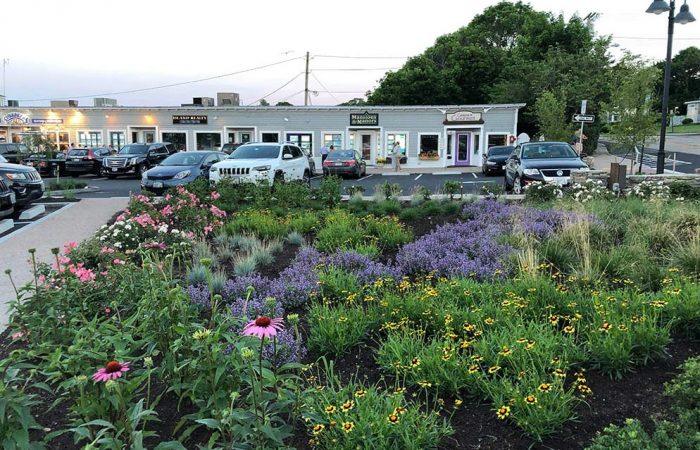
top-left (282, 153), bottom-right (293, 160)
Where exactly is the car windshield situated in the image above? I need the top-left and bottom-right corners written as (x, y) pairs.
top-left (521, 143), bottom-right (578, 159)
top-left (118, 144), bottom-right (148, 155)
top-left (327, 150), bottom-right (355, 159)
top-left (68, 149), bottom-right (88, 157)
top-left (228, 144), bottom-right (279, 159)
top-left (488, 146), bottom-right (514, 156)
top-left (161, 152), bottom-right (205, 166)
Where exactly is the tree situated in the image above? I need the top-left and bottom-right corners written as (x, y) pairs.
top-left (259, 99), bottom-right (270, 106)
top-left (534, 90), bottom-right (572, 141)
top-left (338, 97), bottom-right (367, 106)
top-left (275, 101), bottom-right (293, 106)
top-left (602, 56), bottom-right (661, 156)
top-left (661, 46), bottom-right (700, 114)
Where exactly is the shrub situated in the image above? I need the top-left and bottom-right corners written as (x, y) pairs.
top-left (286, 231), bottom-right (304, 246)
top-left (524, 181), bottom-right (563, 203)
top-left (568, 179), bottom-right (613, 203)
top-left (481, 182), bottom-right (504, 197)
top-left (681, 117), bottom-right (694, 125)
top-left (399, 208), bottom-right (419, 222)
top-left (375, 181), bottom-right (402, 200)
top-left (411, 185), bottom-right (433, 205)
top-left (669, 180), bottom-right (700, 200)
top-left (626, 181), bottom-right (671, 202)
top-left (586, 419), bottom-right (655, 450)
top-left (288, 210), bottom-right (321, 234)
top-left (346, 185), bottom-right (365, 197)
top-left (665, 356), bottom-right (700, 409)
top-left (442, 180), bottom-right (462, 199)
top-left (225, 210), bottom-right (289, 240)
top-left (317, 176), bottom-right (342, 207)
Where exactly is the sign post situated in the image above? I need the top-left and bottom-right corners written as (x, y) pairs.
top-left (572, 108), bottom-right (594, 155)
top-left (578, 100), bottom-right (588, 155)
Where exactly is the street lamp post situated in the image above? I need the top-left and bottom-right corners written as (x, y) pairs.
top-left (646, 0), bottom-right (695, 174)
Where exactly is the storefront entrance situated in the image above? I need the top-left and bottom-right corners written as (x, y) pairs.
top-left (349, 129), bottom-right (379, 162)
top-left (226, 128), bottom-right (254, 145)
top-left (455, 132), bottom-right (472, 166)
top-left (130, 127), bottom-right (156, 144)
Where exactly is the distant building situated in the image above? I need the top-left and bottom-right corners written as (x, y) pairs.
top-left (50, 100), bottom-right (79, 107)
top-left (94, 97), bottom-right (118, 107)
top-left (7, 100), bottom-right (19, 107)
top-left (217, 92), bottom-right (240, 106)
top-left (181, 97), bottom-right (215, 107)
top-left (685, 99), bottom-right (700, 123)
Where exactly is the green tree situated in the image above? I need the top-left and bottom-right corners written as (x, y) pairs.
top-left (661, 46), bottom-right (700, 114)
top-left (259, 99), bottom-right (270, 106)
top-left (275, 101), bottom-right (293, 106)
top-left (534, 90), bottom-right (572, 141)
top-left (602, 56), bottom-right (661, 155)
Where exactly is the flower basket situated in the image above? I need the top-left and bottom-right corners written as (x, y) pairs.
top-left (419, 152), bottom-right (440, 161)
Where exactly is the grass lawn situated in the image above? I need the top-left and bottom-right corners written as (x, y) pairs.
top-left (668, 122), bottom-right (700, 133)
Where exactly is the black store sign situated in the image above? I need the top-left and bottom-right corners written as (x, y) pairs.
top-left (350, 111), bottom-right (379, 126)
top-left (173, 115), bottom-right (208, 125)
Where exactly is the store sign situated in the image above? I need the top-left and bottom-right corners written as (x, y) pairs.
top-left (444, 110), bottom-right (483, 124)
top-left (350, 111), bottom-right (379, 126)
top-left (172, 115), bottom-right (208, 125)
top-left (31, 118), bottom-right (64, 124)
top-left (1, 112), bottom-right (30, 125)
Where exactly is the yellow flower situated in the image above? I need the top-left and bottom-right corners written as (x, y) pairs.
top-left (553, 369), bottom-right (566, 378)
top-left (393, 406), bottom-right (407, 415)
top-left (538, 383), bottom-right (552, 393)
top-left (599, 321), bottom-right (612, 333)
top-left (342, 421), bottom-right (354, 433)
top-left (468, 365), bottom-right (480, 374)
top-left (524, 395), bottom-right (538, 405)
top-left (393, 386), bottom-right (406, 395)
top-left (496, 405), bottom-right (510, 420)
top-left (387, 413), bottom-right (400, 425)
top-left (341, 400), bottom-right (354, 412)
top-left (338, 316), bottom-right (348, 323)
top-left (312, 424), bottom-right (325, 435)
top-left (488, 365), bottom-right (501, 374)
top-left (192, 328), bottom-right (212, 341)
top-left (410, 357), bottom-right (421, 368)
top-left (516, 337), bottom-right (528, 344)
top-left (417, 380), bottom-right (432, 388)
top-left (354, 388), bottom-right (366, 398)
top-left (324, 405), bottom-right (336, 414)
top-left (563, 325), bottom-right (575, 334)
top-left (454, 399), bottom-right (463, 408)
top-left (498, 346), bottom-right (513, 357)
top-left (484, 318), bottom-right (495, 326)
top-left (525, 340), bottom-right (536, 350)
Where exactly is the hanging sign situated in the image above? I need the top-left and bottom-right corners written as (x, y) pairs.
top-left (350, 111), bottom-right (379, 126)
top-left (1, 112), bottom-right (30, 125)
top-left (31, 118), bottom-right (64, 124)
top-left (444, 110), bottom-right (483, 124)
top-left (173, 115), bottom-right (208, 124)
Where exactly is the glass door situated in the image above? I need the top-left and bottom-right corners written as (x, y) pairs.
top-left (455, 132), bottom-right (471, 166)
top-left (361, 134), bottom-right (372, 160)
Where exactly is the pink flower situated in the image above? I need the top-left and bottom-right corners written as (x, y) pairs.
top-left (210, 191), bottom-right (220, 200)
top-left (243, 316), bottom-right (284, 339)
top-left (209, 205), bottom-right (226, 218)
top-left (11, 331), bottom-right (28, 340)
top-left (203, 224), bottom-right (214, 235)
top-left (37, 274), bottom-right (46, 284)
top-left (143, 242), bottom-right (167, 250)
top-left (63, 241), bottom-right (79, 254)
top-left (74, 266), bottom-right (96, 282)
top-left (160, 204), bottom-right (174, 217)
top-left (58, 255), bottom-right (71, 265)
top-left (100, 246), bottom-right (116, 254)
top-left (92, 361), bottom-right (130, 382)
top-left (113, 259), bottom-right (126, 266)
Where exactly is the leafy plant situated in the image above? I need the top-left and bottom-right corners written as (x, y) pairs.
top-left (308, 302), bottom-right (378, 356)
top-left (442, 180), bottom-right (462, 200)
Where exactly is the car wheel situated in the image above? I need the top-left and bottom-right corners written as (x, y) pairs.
top-left (513, 176), bottom-right (523, 195)
top-left (504, 175), bottom-right (512, 193)
top-left (135, 164), bottom-right (146, 178)
top-left (273, 172), bottom-right (285, 186)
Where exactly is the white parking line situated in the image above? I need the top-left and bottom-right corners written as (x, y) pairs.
top-left (434, 171), bottom-right (461, 175)
top-left (414, 174), bottom-right (423, 181)
top-left (461, 181), bottom-right (490, 184)
top-left (472, 173), bottom-right (478, 178)
top-left (358, 174), bottom-right (374, 181)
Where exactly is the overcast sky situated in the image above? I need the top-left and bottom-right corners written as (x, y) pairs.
top-left (3, 0), bottom-right (699, 107)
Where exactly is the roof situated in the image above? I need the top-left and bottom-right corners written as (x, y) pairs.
top-left (684, 99), bottom-right (700, 104)
top-left (0, 104), bottom-right (526, 112)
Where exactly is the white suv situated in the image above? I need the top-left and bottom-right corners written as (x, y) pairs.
top-left (209, 142), bottom-right (311, 186)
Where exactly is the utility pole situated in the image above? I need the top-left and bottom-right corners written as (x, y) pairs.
top-left (2, 58), bottom-right (8, 106)
top-left (304, 52), bottom-right (310, 106)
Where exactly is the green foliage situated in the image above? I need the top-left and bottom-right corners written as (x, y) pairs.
top-left (663, 46), bottom-right (700, 114)
top-left (441, 180), bottom-right (462, 199)
top-left (345, 185), bottom-right (365, 197)
top-left (534, 90), bottom-right (572, 141)
top-left (47, 179), bottom-right (88, 191)
top-left (586, 418), bottom-right (655, 450)
top-left (317, 176), bottom-right (342, 207)
top-left (669, 181), bottom-right (700, 200)
top-left (0, 365), bottom-right (45, 450)
top-left (524, 181), bottom-right (562, 203)
top-left (224, 210), bottom-right (289, 240)
top-left (308, 302), bottom-right (378, 356)
top-left (375, 181), bottom-right (402, 200)
top-left (315, 210), bottom-right (412, 255)
top-left (481, 182), bottom-right (505, 197)
top-left (682, 117), bottom-right (694, 125)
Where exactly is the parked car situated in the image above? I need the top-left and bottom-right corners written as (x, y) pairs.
top-left (301, 146), bottom-right (317, 175)
top-left (102, 142), bottom-right (176, 178)
top-left (482, 145), bottom-right (515, 175)
top-left (209, 142), bottom-right (311, 186)
top-left (23, 152), bottom-right (67, 177)
top-left (65, 147), bottom-right (112, 176)
top-left (0, 155), bottom-right (6, 163)
top-left (0, 143), bottom-right (29, 164)
top-left (504, 141), bottom-right (589, 194)
top-left (221, 143), bottom-right (243, 154)
top-left (322, 149), bottom-right (366, 178)
top-left (0, 177), bottom-right (16, 219)
top-left (141, 150), bottom-right (227, 195)
top-left (0, 162), bottom-right (45, 209)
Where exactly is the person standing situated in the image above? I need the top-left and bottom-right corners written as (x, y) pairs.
top-left (320, 144), bottom-right (329, 163)
top-left (392, 141), bottom-right (401, 172)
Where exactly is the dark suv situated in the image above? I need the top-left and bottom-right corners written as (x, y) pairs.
top-left (0, 162), bottom-right (44, 209)
top-left (65, 147), bottom-right (112, 176)
top-left (102, 142), bottom-right (175, 178)
top-left (0, 178), bottom-right (16, 219)
top-left (0, 143), bottom-right (30, 164)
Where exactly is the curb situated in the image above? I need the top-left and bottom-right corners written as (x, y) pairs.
top-left (43, 186), bottom-right (101, 198)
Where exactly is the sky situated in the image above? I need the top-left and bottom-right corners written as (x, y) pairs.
top-left (2, 0), bottom-right (699, 107)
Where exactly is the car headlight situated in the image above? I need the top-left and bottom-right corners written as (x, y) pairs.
top-left (523, 168), bottom-right (540, 176)
top-left (129, 157), bottom-right (140, 165)
top-left (141, 170), bottom-right (148, 180)
top-left (253, 165), bottom-right (271, 171)
top-left (486, 161), bottom-right (497, 165)
top-left (5, 172), bottom-right (28, 180)
top-left (173, 170), bottom-right (191, 179)
top-left (209, 166), bottom-right (218, 172)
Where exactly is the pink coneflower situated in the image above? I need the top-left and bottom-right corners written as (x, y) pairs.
top-left (92, 360), bottom-right (130, 382)
top-left (113, 259), bottom-right (126, 266)
top-left (243, 316), bottom-right (284, 339)
top-left (210, 191), bottom-right (220, 200)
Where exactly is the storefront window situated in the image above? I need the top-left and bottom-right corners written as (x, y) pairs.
top-left (323, 133), bottom-right (342, 149)
top-left (261, 132), bottom-right (279, 143)
top-left (419, 134), bottom-right (439, 160)
top-left (286, 133), bottom-right (312, 153)
top-left (78, 131), bottom-right (103, 147)
top-left (163, 132), bottom-right (187, 151)
top-left (196, 133), bottom-right (222, 150)
top-left (110, 132), bottom-right (125, 150)
top-left (473, 133), bottom-right (481, 154)
top-left (488, 134), bottom-right (508, 148)
top-left (386, 133), bottom-right (407, 155)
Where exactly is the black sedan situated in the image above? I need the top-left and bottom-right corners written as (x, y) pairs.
top-left (65, 147), bottom-right (112, 176)
top-left (0, 178), bottom-right (16, 219)
top-left (504, 142), bottom-right (589, 194)
top-left (141, 150), bottom-right (227, 195)
top-left (482, 145), bottom-right (514, 175)
top-left (0, 162), bottom-right (45, 209)
top-left (322, 150), bottom-right (366, 178)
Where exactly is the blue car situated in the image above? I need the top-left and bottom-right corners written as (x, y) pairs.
top-left (141, 150), bottom-right (227, 195)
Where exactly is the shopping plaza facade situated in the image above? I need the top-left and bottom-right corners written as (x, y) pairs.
top-left (0, 104), bottom-right (524, 168)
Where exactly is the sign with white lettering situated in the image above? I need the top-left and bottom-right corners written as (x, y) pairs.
top-left (350, 111), bottom-right (379, 126)
top-left (1, 112), bottom-right (30, 125)
top-left (444, 110), bottom-right (483, 124)
top-left (173, 115), bottom-right (208, 125)
top-left (31, 118), bottom-right (64, 124)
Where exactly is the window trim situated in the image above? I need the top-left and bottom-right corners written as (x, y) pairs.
top-left (385, 131), bottom-right (409, 156)
top-left (486, 133), bottom-right (510, 149)
top-left (194, 130), bottom-right (223, 150)
top-left (285, 130), bottom-right (314, 155)
top-left (417, 132), bottom-right (441, 157)
top-left (259, 130), bottom-right (281, 143)
top-left (76, 129), bottom-right (104, 148)
top-left (160, 129), bottom-right (190, 151)
top-left (321, 131), bottom-right (344, 152)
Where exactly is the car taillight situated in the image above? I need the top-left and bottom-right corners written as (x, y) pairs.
top-left (323, 161), bottom-right (333, 166)
top-left (344, 160), bottom-right (355, 166)
top-left (85, 155), bottom-right (95, 160)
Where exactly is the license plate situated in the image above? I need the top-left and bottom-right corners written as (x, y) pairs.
top-left (111, 167), bottom-right (117, 172)
top-left (333, 163), bottom-right (343, 166)
top-left (72, 158), bottom-right (81, 162)
top-left (153, 182), bottom-right (163, 188)
top-left (553, 177), bottom-right (569, 186)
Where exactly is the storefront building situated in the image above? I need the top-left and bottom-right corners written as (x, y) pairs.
top-left (0, 104), bottom-right (524, 168)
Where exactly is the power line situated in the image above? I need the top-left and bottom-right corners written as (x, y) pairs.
top-left (613, 35), bottom-right (700, 40)
top-left (246, 72), bottom-right (305, 106)
top-left (311, 72), bottom-right (341, 105)
top-left (314, 54), bottom-right (409, 59)
top-left (312, 67), bottom-right (399, 72)
top-left (18, 56), bottom-right (304, 102)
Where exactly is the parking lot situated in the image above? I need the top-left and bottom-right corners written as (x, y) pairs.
top-left (0, 201), bottom-right (75, 242)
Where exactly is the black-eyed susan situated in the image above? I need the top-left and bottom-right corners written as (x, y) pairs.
top-left (599, 321), bottom-right (611, 333)
top-left (563, 325), bottom-right (576, 334)
top-left (488, 365), bottom-right (501, 375)
top-left (498, 346), bottom-right (513, 357)
top-left (329, 420), bottom-right (337, 428)
top-left (341, 400), bottom-right (355, 412)
top-left (324, 405), bottom-right (337, 414)
top-left (393, 406), bottom-right (407, 415)
top-left (410, 357), bottom-right (421, 368)
top-left (496, 405), bottom-right (511, 420)
top-left (524, 395), bottom-right (538, 405)
top-left (671, 288), bottom-right (682, 295)
top-left (354, 388), bottom-right (366, 398)
top-left (417, 380), bottom-right (432, 388)
top-left (342, 421), bottom-right (354, 433)
top-left (387, 413), bottom-right (400, 425)
top-left (549, 315), bottom-right (559, 325)
top-left (538, 383), bottom-right (552, 393)
top-left (467, 364), bottom-right (480, 374)
top-left (553, 368), bottom-right (566, 378)
top-left (394, 386), bottom-right (406, 395)
top-left (618, 324), bottom-right (628, 332)
top-left (517, 337), bottom-right (528, 344)
top-left (312, 424), bottom-right (325, 435)
top-left (459, 339), bottom-right (472, 349)
top-left (338, 316), bottom-right (348, 323)
top-left (484, 317), bottom-right (496, 326)
top-left (526, 340), bottom-right (536, 350)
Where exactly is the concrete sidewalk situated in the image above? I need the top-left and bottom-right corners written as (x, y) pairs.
top-left (366, 165), bottom-right (480, 175)
top-left (590, 145), bottom-right (658, 174)
top-left (0, 198), bottom-right (129, 333)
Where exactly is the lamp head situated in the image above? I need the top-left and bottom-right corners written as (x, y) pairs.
top-left (646, 0), bottom-right (671, 14)
top-left (675, 2), bottom-right (696, 24)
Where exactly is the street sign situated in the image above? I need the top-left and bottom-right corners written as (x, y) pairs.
top-left (581, 100), bottom-right (587, 115)
top-left (573, 114), bottom-right (595, 123)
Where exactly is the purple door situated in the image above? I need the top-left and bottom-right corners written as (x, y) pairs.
top-left (455, 132), bottom-right (471, 166)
